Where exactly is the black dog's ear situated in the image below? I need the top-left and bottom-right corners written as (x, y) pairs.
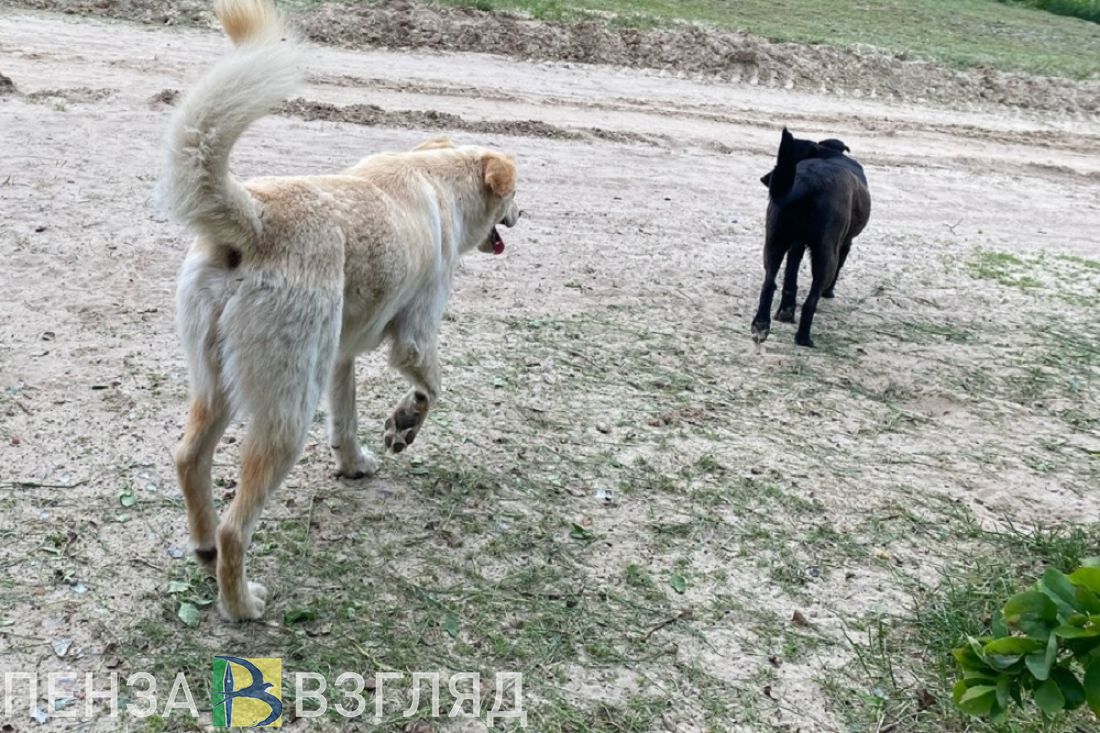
top-left (818, 138), bottom-right (850, 153)
top-left (760, 171), bottom-right (773, 187)
top-left (777, 128), bottom-right (797, 161)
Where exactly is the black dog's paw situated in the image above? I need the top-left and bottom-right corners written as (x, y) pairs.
top-left (821, 289), bottom-right (836, 299)
top-left (794, 333), bottom-right (815, 348)
top-left (775, 306), bottom-right (796, 323)
top-left (751, 319), bottom-right (771, 344)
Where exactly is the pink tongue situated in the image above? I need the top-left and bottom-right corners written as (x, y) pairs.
top-left (493, 237), bottom-right (505, 255)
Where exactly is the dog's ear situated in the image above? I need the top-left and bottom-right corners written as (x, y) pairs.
top-left (482, 152), bottom-right (516, 198)
top-left (818, 138), bottom-right (850, 153)
top-left (760, 171), bottom-right (773, 187)
top-left (778, 127), bottom-right (797, 158)
top-left (413, 137), bottom-right (454, 152)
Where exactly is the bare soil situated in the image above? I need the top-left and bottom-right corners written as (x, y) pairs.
top-left (0, 4), bottom-right (1098, 733)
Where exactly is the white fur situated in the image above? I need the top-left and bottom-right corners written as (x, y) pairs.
top-left (159, 11), bottom-right (301, 245)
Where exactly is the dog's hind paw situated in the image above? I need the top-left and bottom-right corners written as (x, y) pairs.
top-left (795, 333), bottom-right (815, 348)
top-left (822, 289), bottom-right (836, 299)
top-left (775, 306), bottom-right (796, 323)
top-left (384, 390), bottom-right (429, 454)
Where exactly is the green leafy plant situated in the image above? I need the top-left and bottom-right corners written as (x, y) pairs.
top-left (952, 562), bottom-right (1100, 724)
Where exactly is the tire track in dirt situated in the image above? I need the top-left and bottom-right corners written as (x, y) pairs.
top-left (284, 102), bottom-right (1100, 183)
top-left (129, 86), bottom-right (1100, 184)
top-left (282, 97), bottom-right (680, 149)
top-left (310, 72), bottom-right (1100, 157)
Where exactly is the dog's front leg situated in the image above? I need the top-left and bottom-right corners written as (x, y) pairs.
top-left (384, 337), bottom-right (441, 454)
top-left (328, 358), bottom-right (380, 478)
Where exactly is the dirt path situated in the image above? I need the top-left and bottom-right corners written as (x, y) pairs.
top-left (1, 7), bottom-right (1098, 733)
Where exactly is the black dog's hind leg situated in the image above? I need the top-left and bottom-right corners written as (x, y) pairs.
top-left (795, 238), bottom-right (839, 348)
top-left (822, 237), bottom-right (852, 299)
top-left (776, 243), bottom-right (805, 322)
top-left (751, 238), bottom-right (787, 344)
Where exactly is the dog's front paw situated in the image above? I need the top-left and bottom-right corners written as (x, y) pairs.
top-left (384, 391), bottom-right (429, 454)
top-left (751, 319), bottom-right (771, 344)
top-left (822, 289), bottom-right (836, 299)
top-left (218, 581), bottom-right (267, 622)
top-left (333, 445), bottom-right (380, 479)
top-left (775, 305), bottom-right (796, 323)
top-left (795, 333), bottom-right (815, 348)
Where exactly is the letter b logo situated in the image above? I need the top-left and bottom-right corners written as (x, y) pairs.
top-left (212, 656), bottom-right (283, 727)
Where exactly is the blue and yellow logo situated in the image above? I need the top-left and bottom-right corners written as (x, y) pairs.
top-left (212, 656), bottom-right (283, 727)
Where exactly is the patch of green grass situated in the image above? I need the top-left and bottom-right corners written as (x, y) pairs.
top-left (364, 0), bottom-right (1100, 78)
top-left (966, 248), bottom-right (1100, 306)
top-left (967, 249), bottom-right (1043, 290)
top-left (892, 321), bottom-right (975, 345)
top-left (1056, 254), bottom-right (1100, 271)
top-left (535, 692), bottom-right (669, 732)
top-left (118, 444), bottom-right (746, 727)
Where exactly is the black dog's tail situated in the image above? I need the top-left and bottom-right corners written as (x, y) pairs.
top-left (767, 128), bottom-right (799, 203)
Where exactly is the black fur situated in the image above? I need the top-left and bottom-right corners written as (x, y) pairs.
top-left (758, 137), bottom-right (851, 187)
top-left (817, 138), bottom-right (850, 153)
top-left (752, 129), bottom-right (871, 347)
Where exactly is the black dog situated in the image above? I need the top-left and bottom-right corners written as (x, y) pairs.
top-left (752, 129), bottom-right (870, 347)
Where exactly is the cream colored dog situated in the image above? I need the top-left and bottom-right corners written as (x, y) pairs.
top-left (163, 0), bottom-right (520, 621)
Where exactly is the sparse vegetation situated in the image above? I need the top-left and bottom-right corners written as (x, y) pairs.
top-left (83, 249), bottom-right (1096, 731)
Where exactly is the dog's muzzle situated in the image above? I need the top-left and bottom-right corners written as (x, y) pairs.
top-left (485, 208), bottom-right (521, 255)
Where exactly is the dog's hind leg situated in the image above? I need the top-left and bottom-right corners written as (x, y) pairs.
top-left (217, 417), bottom-right (310, 621)
top-left (175, 253), bottom-right (234, 571)
top-left (776, 243), bottom-right (805, 323)
top-left (214, 283), bottom-right (341, 621)
top-left (751, 236), bottom-right (787, 344)
top-left (328, 357), bottom-right (380, 479)
top-left (822, 237), bottom-right (852, 299)
top-left (176, 394), bottom-right (232, 571)
top-left (795, 233), bottom-right (842, 348)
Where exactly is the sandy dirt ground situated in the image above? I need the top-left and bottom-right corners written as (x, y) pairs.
top-left (1, 5), bottom-right (1098, 733)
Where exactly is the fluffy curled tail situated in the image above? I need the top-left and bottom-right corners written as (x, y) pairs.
top-left (160, 0), bottom-right (301, 245)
